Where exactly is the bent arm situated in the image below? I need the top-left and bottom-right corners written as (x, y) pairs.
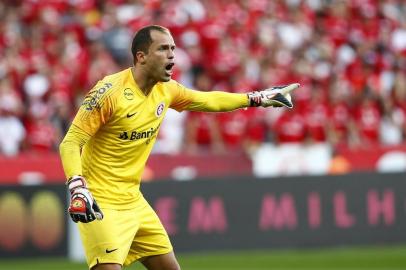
top-left (59, 124), bottom-right (91, 180)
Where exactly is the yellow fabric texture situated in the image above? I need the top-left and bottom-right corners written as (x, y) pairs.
top-left (59, 67), bottom-right (249, 209)
top-left (59, 124), bottom-right (91, 180)
top-left (78, 195), bottom-right (172, 269)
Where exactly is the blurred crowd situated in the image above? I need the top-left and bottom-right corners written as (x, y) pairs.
top-left (0, 0), bottom-right (406, 157)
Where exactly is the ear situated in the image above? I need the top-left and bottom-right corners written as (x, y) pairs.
top-left (136, 51), bottom-right (147, 65)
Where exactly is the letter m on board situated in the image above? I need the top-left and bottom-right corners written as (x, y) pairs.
top-left (188, 197), bottom-right (228, 234)
top-left (259, 193), bottom-right (298, 230)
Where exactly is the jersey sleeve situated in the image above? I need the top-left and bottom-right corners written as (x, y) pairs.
top-left (169, 81), bottom-right (249, 112)
top-left (72, 80), bottom-right (117, 136)
top-left (59, 124), bottom-right (91, 180)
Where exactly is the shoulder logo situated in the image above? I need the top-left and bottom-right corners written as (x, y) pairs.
top-left (124, 88), bottom-right (134, 100)
top-left (82, 82), bottom-right (113, 111)
top-left (127, 112), bottom-right (137, 118)
top-left (156, 102), bottom-right (165, 117)
top-left (105, 248), bottom-right (118, 253)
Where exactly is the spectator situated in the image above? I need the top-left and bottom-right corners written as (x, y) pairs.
top-left (101, 5), bottom-right (132, 67)
top-left (271, 108), bottom-right (307, 145)
top-left (303, 84), bottom-right (329, 144)
top-left (183, 69), bottom-right (226, 154)
top-left (49, 92), bottom-right (71, 138)
top-left (0, 77), bottom-right (25, 156)
top-left (352, 93), bottom-right (382, 147)
top-left (380, 96), bottom-right (404, 145)
top-left (25, 106), bottom-right (59, 153)
top-left (218, 107), bottom-right (267, 155)
top-left (326, 77), bottom-right (355, 147)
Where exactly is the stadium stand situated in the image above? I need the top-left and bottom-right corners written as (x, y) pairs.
top-left (0, 0), bottom-right (405, 179)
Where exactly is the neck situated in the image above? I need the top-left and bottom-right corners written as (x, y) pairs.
top-left (131, 67), bottom-right (156, 96)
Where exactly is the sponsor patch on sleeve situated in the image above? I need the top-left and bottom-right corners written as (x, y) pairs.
top-left (82, 82), bottom-right (113, 111)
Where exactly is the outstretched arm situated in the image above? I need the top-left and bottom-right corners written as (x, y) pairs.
top-left (171, 83), bottom-right (300, 112)
top-left (183, 91), bottom-right (249, 112)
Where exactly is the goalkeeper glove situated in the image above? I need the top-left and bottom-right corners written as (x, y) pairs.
top-left (67, 176), bottom-right (103, 223)
top-left (247, 83), bottom-right (300, 108)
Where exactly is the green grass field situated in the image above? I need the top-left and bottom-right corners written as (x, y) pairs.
top-left (1, 245), bottom-right (405, 270)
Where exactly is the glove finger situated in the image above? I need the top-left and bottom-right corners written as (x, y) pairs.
top-left (92, 201), bottom-right (104, 220)
top-left (70, 213), bottom-right (79, 223)
top-left (74, 214), bottom-right (83, 223)
top-left (87, 213), bottom-right (95, 222)
top-left (79, 214), bottom-right (88, 223)
top-left (85, 207), bottom-right (96, 221)
top-left (277, 83), bottom-right (300, 95)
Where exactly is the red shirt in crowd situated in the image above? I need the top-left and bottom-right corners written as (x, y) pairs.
top-left (304, 104), bottom-right (329, 143)
top-left (272, 110), bottom-right (307, 144)
top-left (185, 111), bottom-right (221, 146)
top-left (26, 119), bottom-right (58, 152)
top-left (218, 108), bottom-right (266, 148)
top-left (328, 101), bottom-right (352, 144)
top-left (353, 98), bottom-right (382, 144)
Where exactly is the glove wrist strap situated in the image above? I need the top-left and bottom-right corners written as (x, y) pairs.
top-left (247, 92), bottom-right (262, 107)
top-left (67, 176), bottom-right (87, 194)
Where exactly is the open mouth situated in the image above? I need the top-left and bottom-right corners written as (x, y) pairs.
top-left (165, 63), bottom-right (175, 74)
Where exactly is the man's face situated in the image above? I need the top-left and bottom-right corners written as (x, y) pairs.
top-left (143, 30), bottom-right (176, 82)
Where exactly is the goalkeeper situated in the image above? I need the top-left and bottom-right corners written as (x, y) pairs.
top-left (59, 25), bottom-right (299, 270)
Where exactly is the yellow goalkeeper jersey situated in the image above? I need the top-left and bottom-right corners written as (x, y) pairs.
top-left (68, 68), bottom-right (247, 209)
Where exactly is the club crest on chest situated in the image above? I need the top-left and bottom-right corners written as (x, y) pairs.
top-left (156, 102), bottom-right (165, 117)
